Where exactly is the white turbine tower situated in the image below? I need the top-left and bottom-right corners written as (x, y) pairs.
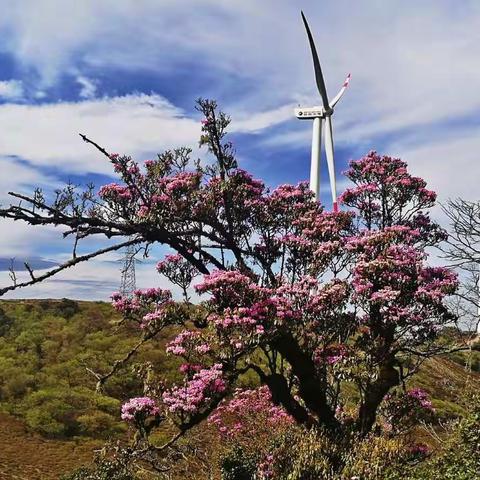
top-left (477, 274), bottom-right (480, 335)
top-left (295, 11), bottom-right (350, 212)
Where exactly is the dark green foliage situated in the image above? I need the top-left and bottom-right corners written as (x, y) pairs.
top-left (54, 298), bottom-right (81, 319)
top-left (22, 386), bottom-right (123, 437)
top-left (0, 305), bottom-right (13, 335)
top-left (61, 457), bottom-right (136, 480)
top-left (221, 446), bottom-right (257, 480)
top-left (1, 298), bottom-right (479, 479)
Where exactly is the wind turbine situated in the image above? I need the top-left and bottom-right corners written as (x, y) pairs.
top-left (295, 11), bottom-right (350, 212)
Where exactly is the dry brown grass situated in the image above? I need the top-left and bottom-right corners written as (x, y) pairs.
top-left (0, 413), bottom-right (101, 480)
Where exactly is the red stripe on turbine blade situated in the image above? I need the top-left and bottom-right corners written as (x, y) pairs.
top-left (333, 201), bottom-right (339, 213)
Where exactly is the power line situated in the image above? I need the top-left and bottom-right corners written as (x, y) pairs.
top-left (120, 241), bottom-right (137, 297)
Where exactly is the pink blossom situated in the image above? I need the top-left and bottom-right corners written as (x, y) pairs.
top-left (208, 386), bottom-right (292, 439)
top-left (121, 397), bottom-right (159, 422)
top-left (163, 364), bottom-right (226, 415)
top-left (98, 183), bottom-right (133, 200)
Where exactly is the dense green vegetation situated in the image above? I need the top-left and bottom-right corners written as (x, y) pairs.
top-left (0, 299), bottom-right (180, 438)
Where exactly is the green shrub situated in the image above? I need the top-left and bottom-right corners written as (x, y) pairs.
top-left (0, 300), bottom-right (172, 439)
top-left (77, 411), bottom-right (125, 438)
top-left (61, 458), bottom-right (136, 480)
top-left (25, 406), bottom-right (67, 436)
top-left (21, 387), bottom-right (123, 437)
top-left (221, 446), bottom-right (257, 480)
top-left (0, 306), bottom-right (13, 335)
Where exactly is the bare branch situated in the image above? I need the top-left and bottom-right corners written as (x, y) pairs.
top-left (79, 133), bottom-right (112, 159)
top-left (24, 262), bottom-right (35, 281)
top-left (85, 332), bottom-right (156, 393)
top-left (0, 237), bottom-right (142, 297)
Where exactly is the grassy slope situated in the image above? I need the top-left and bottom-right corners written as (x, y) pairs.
top-left (0, 299), bottom-right (479, 478)
top-left (0, 412), bottom-right (100, 480)
top-left (413, 355), bottom-right (480, 419)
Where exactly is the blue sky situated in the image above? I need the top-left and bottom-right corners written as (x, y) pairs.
top-left (1, 0), bottom-right (480, 300)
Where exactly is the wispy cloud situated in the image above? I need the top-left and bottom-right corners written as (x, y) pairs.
top-left (0, 80), bottom-right (24, 101)
top-left (76, 75), bottom-right (98, 99)
top-left (0, 252), bottom-right (184, 301)
top-left (0, 257), bottom-right (58, 272)
top-left (0, 94), bottom-right (201, 175)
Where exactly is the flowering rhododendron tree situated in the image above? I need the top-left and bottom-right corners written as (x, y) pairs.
top-left (0, 99), bottom-right (459, 472)
top-left (379, 387), bottom-right (435, 435)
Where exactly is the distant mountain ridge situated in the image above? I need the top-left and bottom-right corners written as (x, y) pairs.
top-left (0, 257), bottom-right (58, 271)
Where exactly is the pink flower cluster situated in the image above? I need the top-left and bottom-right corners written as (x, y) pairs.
top-left (407, 388), bottom-right (434, 411)
top-left (156, 253), bottom-right (198, 297)
top-left (339, 151), bottom-right (437, 227)
top-left (257, 453), bottom-right (275, 480)
top-left (206, 296), bottom-right (293, 353)
top-left (280, 233), bottom-right (312, 252)
top-left (157, 253), bottom-right (183, 271)
top-left (269, 182), bottom-right (313, 204)
top-left (162, 364), bottom-right (226, 415)
top-left (345, 225), bottom-right (457, 331)
top-left (195, 270), bottom-right (259, 309)
top-left (111, 288), bottom-right (173, 329)
top-left (159, 171), bottom-right (201, 196)
top-left (408, 443), bottom-right (430, 458)
top-left (208, 386), bottom-right (292, 438)
top-left (121, 396), bottom-right (159, 422)
top-left (98, 183), bottom-right (134, 201)
top-left (196, 170), bottom-right (265, 219)
top-left (314, 344), bottom-right (349, 366)
top-left (416, 267), bottom-right (458, 303)
top-left (227, 169), bottom-right (265, 198)
top-left (100, 144), bottom-right (457, 441)
top-left (166, 330), bottom-right (211, 357)
top-left (381, 387), bottom-right (435, 434)
top-left (306, 280), bottom-right (349, 316)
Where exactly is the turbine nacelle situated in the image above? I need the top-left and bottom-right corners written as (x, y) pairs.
top-left (294, 106), bottom-right (330, 120)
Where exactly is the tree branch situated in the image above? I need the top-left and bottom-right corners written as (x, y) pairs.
top-left (0, 237), bottom-right (142, 296)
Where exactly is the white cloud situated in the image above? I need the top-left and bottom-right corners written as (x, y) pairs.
top-left (0, 80), bottom-right (24, 100)
top-left (232, 105), bottom-right (296, 134)
top-left (76, 75), bottom-right (97, 99)
top-left (0, 248), bottom-right (187, 301)
top-left (1, 1), bottom-right (480, 146)
top-left (0, 93), bottom-right (201, 175)
top-left (0, 155), bottom-right (56, 201)
top-left (389, 126), bottom-right (480, 205)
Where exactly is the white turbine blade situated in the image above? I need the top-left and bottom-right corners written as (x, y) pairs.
top-left (324, 115), bottom-right (338, 212)
top-left (329, 73), bottom-right (351, 109)
top-left (301, 11), bottom-right (330, 110)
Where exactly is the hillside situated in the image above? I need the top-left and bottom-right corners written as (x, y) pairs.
top-left (0, 299), bottom-right (181, 438)
top-left (0, 299), bottom-right (479, 479)
top-left (0, 412), bottom-right (99, 480)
